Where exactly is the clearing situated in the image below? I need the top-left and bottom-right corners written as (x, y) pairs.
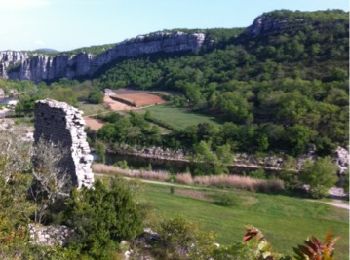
top-left (142, 104), bottom-right (219, 130)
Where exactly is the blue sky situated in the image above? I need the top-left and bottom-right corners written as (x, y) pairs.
top-left (0, 0), bottom-right (348, 51)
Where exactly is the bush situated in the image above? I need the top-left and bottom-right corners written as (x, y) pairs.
top-left (249, 168), bottom-right (266, 179)
top-left (87, 90), bottom-right (103, 104)
top-left (211, 192), bottom-right (238, 206)
top-left (63, 178), bottom-right (143, 258)
top-left (114, 160), bottom-right (129, 169)
top-left (300, 157), bottom-right (337, 198)
top-left (154, 216), bottom-right (216, 259)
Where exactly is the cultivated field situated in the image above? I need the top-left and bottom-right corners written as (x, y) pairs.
top-left (143, 104), bottom-right (219, 130)
top-left (104, 89), bottom-right (166, 111)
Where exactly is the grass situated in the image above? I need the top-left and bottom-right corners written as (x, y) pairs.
top-left (142, 104), bottom-right (219, 130)
top-left (135, 182), bottom-right (349, 259)
top-left (77, 102), bottom-right (109, 116)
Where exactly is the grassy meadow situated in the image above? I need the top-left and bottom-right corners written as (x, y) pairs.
top-left (134, 182), bottom-right (349, 259)
top-left (142, 104), bottom-right (219, 130)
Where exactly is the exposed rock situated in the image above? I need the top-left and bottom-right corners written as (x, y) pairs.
top-left (28, 224), bottom-right (74, 246)
top-left (0, 31), bottom-right (206, 82)
top-left (34, 99), bottom-right (94, 188)
top-left (334, 146), bottom-right (349, 174)
top-left (245, 15), bottom-right (304, 37)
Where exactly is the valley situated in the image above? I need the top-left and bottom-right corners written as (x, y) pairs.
top-left (0, 7), bottom-right (348, 260)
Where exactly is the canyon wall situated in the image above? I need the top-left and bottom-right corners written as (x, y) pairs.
top-left (0, 31), bottom-right (205, 82)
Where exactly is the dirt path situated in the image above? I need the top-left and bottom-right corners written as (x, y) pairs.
top-left (307, 199), bottom-right (350, 210)
top-left (95, 173), bottom-right (349, 210)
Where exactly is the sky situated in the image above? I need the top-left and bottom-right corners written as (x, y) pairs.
top-left (0, 0), bottom-right (348, 51)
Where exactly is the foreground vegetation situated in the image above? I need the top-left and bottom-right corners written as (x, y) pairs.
top-left (136, 182), bottom-right (349, 259)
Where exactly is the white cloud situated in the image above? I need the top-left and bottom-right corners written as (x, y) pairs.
top-left (0, 0), bottom-right (50, 9)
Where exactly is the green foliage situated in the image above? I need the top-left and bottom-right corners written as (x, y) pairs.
top-left (62, 43), bottom-right (117, 55)
top-left (87, 90), bottom-right (103, 104)
top-left (93, 10), bottom-right (348, 158)
top-left (154, 216), bottom-right (216, 259)
top-left (114, 160), bottom-right (129, 169)
top-left (250, 168), bottom-right (266, 179)
top-left (95, 141), bottom-right (106, 164)
top-left (97, 112), bottom-right (162, 147)
top-left (192, 141), bottom-right (233, 175)
top-left (213, 242), bottom-right (256, 259)
top-left (300, 157), bottom-right (337, 198)
top-left (63, 179), bottom-right (143, 258)
top-left (211, 192), bottom-right (238, 206)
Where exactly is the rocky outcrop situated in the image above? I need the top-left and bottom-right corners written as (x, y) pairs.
top-left (29, 224), bottom-right (74, 246)
top-left (244, 15), bottom-right (305, 37)
top-left (0, 51), bottom-right (28, 79)
top-left (0, 31), bottom-right (205, 82)
top-left (334, 146), bottom-right (349, 174)
top-left (34, 99), bottom-right (94, 188)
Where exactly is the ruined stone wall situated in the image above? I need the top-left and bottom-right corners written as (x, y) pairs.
top-left (34, 99), bottom-right (94, 188)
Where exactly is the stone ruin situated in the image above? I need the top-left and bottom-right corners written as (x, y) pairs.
top-left (34, 99), bottom-right (94, 188)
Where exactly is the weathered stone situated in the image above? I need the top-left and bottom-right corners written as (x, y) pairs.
top-left (28, 224), bottom-right (74, 246)
top-left (334, 146), bottom-right (349, 174)
top-left (0, 31), bottom-right (206, 82)
top-left (34, 99), bottom-right (94, 188)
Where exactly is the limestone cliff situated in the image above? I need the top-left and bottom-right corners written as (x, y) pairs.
top-left (0, 31), bottom-right (205, 82)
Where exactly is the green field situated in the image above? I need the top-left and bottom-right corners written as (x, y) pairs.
top-left (136, 182), bottom-right (349, 259)
top-left (143, 104), bottom-right (219, 130)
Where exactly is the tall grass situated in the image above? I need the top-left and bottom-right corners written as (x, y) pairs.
top-left (93, 164), bottom-right (170, 181)
top-left (175, 173), bottom-right (193, 185)
top-left (93, 164), bottom-right (284, 193)
top-left (193, 175), bottom-right (284, 192)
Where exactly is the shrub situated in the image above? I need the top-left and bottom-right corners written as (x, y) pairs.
top-left (114, 160), bottom-right (129, 169)
top-left (211, 192), bottom-right (238, 206)
top-left (250, 168), bottom-right (267, 179)
top-left (63, 178), bottom-right (143, 258)
top-left (154, 216), bottom-right (216, 259)
top-left (300, 157), bottom-right (337, 198)
top-left (87, 90), bottom-right (103, 104)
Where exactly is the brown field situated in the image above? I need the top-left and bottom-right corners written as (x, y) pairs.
top-left (103, 95), bottom-right (135, 111)
top-left (84, 116), bottom-right (104, 131)
top-left (107, 89), bottom-right (167, 109)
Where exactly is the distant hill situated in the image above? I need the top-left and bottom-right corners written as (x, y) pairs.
top-left (32, 48), bottom-right (59, 55)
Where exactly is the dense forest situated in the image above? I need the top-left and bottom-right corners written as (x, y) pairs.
top-left (94, 10), bottom-right (349, 157)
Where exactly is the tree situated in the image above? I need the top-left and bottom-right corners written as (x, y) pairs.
top-left (214, 92), bottom-right (252, 123)
top-left (30, 138), bottom-right (72, 224)
top-left (286, 125), bottom-right (315, 156)
top-left (300, 157), bottom-right (337, 198)
top-left (193, 141), bottom-right (232, 175)
top-left (87, 90), bottom-right (103, 104)
top-left (63, 178), bottom-right (142, 258)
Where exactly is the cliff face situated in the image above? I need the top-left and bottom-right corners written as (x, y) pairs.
top-left (0, 31), bottom-right (205, 82)
top-left (244, 15), bottom-right (305, 37)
